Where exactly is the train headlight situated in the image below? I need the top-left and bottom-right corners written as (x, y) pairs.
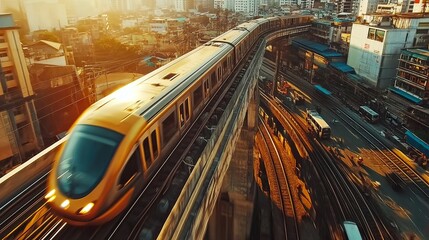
top-left (78, 202), bottom-right (95, 215)
top-left (45, 189), bottom-right (56, 202)
top-left (61, 199), bottom-right (70, 209)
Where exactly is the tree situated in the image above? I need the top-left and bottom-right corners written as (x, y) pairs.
top-left (195, 15), bottom-right (210, 27)
top-left (93, 36), bottom-right (139, 61)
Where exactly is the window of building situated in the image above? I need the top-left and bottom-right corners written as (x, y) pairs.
top-left (367, 28), bottom-right (385, 42)
top-left (375, 30), bottom-right (385, 42)
top-left (3, 70), bottom-right (14, 81)
top-left (418, 22), bottom-right (429, 27)
top-left (416, 29), bottom-right (429, 34)
top-left (367, 28), bottom-right (376, 40)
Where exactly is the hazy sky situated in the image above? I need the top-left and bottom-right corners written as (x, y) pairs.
top-left (0, 0), bottom-right (111, 31)
top-left (0, 0), bottom-right (109, 18)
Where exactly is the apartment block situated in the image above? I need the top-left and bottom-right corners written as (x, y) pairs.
top-left (0, 14), bottom-right (43, 166)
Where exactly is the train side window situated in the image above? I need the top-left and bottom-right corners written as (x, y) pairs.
top-left (193, 85), bottom-right (203, 108)
top-left (162, 110), bottom-right (177, 144)
top-left (151, 130), bottom-right (158, 159)
top-left (143, 137), bottom-right (151, 168)
top-left (118, 148), bottom-right (140, 188)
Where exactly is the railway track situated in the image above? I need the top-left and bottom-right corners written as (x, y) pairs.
top-left (257, 117), bottom-right (299, 240)
top-left (0, 172), bottom-right (50, 239)
top-left (260, 90), bottom-right (395, 239)
top-left (283, 69), bottom-right (429, 201)
top-left (335, 107), bottom-right (429, 200)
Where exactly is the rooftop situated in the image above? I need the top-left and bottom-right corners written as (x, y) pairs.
top-left (0, 13), bottom-right (17, 29)
top-left (363, 12), bottom-right (429, 19)
top-left (404, 48), bottom-right (429, 58)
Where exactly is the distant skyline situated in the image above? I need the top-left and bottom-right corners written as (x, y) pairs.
top-left (0, 0), bottom-right (111, 31)
top-left (0, 0), bottom-right (109, 18)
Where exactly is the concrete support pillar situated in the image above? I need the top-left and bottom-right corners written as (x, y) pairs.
top-left (206, 92), bottom-right (258, 240)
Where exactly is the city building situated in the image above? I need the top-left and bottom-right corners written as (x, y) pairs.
top-left (214, 0), bottom-right (226, 9)
top-left (347, 13), bottom-right (429, 90)
top-left (330, 19), bottom-right (353, 55)
top-left (64, 0), bottom-right (109, 21)
top-left (61, 27), bottom-right (94, 67)
top-left (149, 18), bottom-right (187, 35)
top-left (335, 0), bottom-right (354, 14)
top-left (310, 19), bottom-right (333, 45)
top-left (357, 0), bottom-right (378, 16)
top-left (109, 0), bottom-right (134, 11)
top-left (235, 0), bottom-right (260, 15)
top-left (310, 18), bottom-right (353, 55)
top-left (174, 0), bottom-right (196, 11)
top-left (23, 0), bottom-right (68, 32)
top-left (195, 0), bottom-right (215, 11)
top-left (394, 48), bottom-right (429, 106)
top-left (0, 13), bottom-right (44, 168)
top-left (29, 64), bottom-right (90, 145)
top-left (404, 0), bottom-right (429, 13)
top-left (393, 49), bottom-right (429, 142)
top-left (375, 3), bottom-right (403, 14)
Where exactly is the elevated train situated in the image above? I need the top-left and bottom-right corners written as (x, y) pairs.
top-left (45, 15), bottom-right (312, 225)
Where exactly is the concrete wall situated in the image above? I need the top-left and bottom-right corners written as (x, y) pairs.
top-left (0, 137), bottom-right (65, 204)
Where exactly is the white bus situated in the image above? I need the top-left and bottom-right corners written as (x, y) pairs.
top-left (306, 109), bottom-right (331, 139)
top-left (343, 221), bottom-right (363, 240)
top-left (359, 105), bottom-right (380, 123)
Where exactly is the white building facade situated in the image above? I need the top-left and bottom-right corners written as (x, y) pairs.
top-left (235, 0), bottom-right (260, 15)
top-left (357, 0), bottom-right (378, 16)
top-left (348, 14), bottom-right (429, 89)
top-left (214, 0), bottom-right (226, 9)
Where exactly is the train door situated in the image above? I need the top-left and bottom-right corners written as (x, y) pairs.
top-left (160, 107), bottom-right (178, 148)
top-left (222, 59), bottom-right (228, 79)
top-left (203, 78), bottom-right (210, 101)
top-left (178, 97), bottom-right (191, 129)
top-left (117, 144), bottom-right (143, 190)
top-left (237, 46), bottom-right (242, 62)
top-left (210, 71), bottom-right (217, 94)
top-left (192, 83), bottom-right (204, 114)
top-left (217, 66), bottom-right (222, 85)
top-left (229, 54), bottom-right (235, 70)
top-left (140, 125), bottom-right (160, 174)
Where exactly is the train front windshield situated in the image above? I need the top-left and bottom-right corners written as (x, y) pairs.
top-left (56, 124), bottom-right (124, 199)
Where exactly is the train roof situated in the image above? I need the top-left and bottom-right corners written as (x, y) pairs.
top-left (78, 43), bottom-right (234, 134)
top-left (266, 16), bottom-right (281, 21)
top-left (211, 27), bottom-right (250, 45)
top-left (236, 20), bottom-right (261, 31)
